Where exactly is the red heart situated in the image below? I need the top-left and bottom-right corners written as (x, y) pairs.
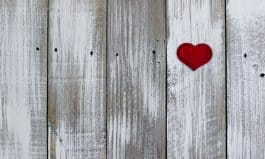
top-left (177, 43), bottom-right (213, 71)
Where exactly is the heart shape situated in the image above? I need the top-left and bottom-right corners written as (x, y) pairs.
top-left (177, 43), bottom-right (212, 71)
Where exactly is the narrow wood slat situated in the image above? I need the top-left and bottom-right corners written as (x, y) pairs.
top-left (0, 0), bottom-right (48, 159)
top-left (167, 0), bottom-right (226, 158)
top-left (107, 0), bottom-right (166, 158)
top-left (48, 0), bottom-right (106, 158)
top-left (227, 0), bottom-right (265, 158)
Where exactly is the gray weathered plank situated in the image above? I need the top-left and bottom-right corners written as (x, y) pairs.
top-left (107, 0), bottom-right (166, 158)
top-left (48, 0), bottom-right (106, 158)
top-left (167, 0), bottom-right (226, 158)
top-left (0, 0), bottom-right (48, 159)
top-left (227, 0), bottom-right (265, 158)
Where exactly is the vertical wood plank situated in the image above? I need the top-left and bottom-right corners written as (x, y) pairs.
top-left (227, 0), bottom-right (265, 158)
top-left (107, 0), bottom-right (166, 158)
top-left (48, 0), bottom-right (106, 158)
top-left (0, 0), bottom-right (47, 159)
top-left (167, 0), bottom-right (226, 158)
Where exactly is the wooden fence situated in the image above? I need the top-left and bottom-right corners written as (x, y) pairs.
top-left (0, 0), bottom-right (265, 158)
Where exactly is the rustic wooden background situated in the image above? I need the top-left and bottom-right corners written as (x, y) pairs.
top-left (0, 0), bottom-right (265, 159)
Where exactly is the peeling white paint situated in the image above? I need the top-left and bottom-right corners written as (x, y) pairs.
top-left (107, 0), bottom-right (166, 158)
top-left (167, 0), bottom-right (226, 158)
top-left (48, 0), bottom-right (106, 158)
top-left (0, 0), bottom-right (47, 159)
top-left (227, 0), bottom-right (265, 158)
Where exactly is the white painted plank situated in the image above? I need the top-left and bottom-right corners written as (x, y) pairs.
top-left (227, 0), bottom-right (265, 158)
top-left (167, 0), bottom-right (226, 158)
top-left (107, 0), bottom-right (166, 158)
top-left (48, 0), bottom-right (106, 158)
top-left (0, 0), bottom-right (48, 159)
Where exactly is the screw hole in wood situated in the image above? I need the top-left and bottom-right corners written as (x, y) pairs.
top-left (54, 48), bottom-right (58, 52)
top-left (90, 51), bottom-right (93, 56)
top-left (260, 73), bottom-right (265, 78)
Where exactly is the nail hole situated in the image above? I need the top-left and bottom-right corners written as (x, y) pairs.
top-left (36, 47), bottom-right (40, 51)
top-left (260, 73), bottom-right (265, 78)
top-left (116, 53), bottom-right (119, 56)
top-left (90, 51), bottom-right (93, 56)
top-left (244, 54), bottom-right (247, 58)
top-left (152, 50), bottom-right (156, 54)
top-left (54, 48), bottom-right (58, 52)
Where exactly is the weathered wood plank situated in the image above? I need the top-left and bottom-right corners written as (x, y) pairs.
top-left (48, 0), bottom-right (106, 158)
top-left (0, 0), bottom-right (48, 159)
top-left (227, 0), bottom-right (265, 158)
top-left (107, 0), bottom-right (166, 158)
top-left (167, 0), bottom-right (226, 158)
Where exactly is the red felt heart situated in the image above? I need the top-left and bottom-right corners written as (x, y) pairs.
top-left (177, 43), bottom-right (212, 71)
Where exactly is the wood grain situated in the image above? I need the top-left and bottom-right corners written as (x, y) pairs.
top-left (167, 0), bottom-right (226, 158)
top-left (48, 0), bottom-right (106, 158)
top-left (0, 0), bottom-right (47, 159)
top-left (107, 0), bottom-right (166, 158)
top-left (227, 0), bottom-right (265, 158)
